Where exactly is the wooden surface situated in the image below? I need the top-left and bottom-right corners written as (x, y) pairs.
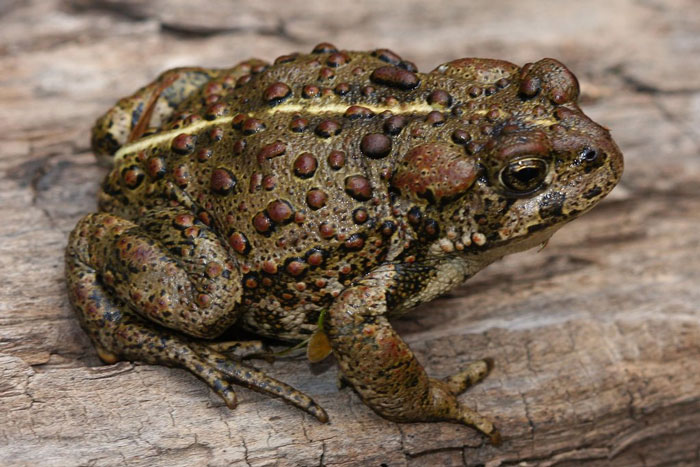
top-left (2, 1), bottom-right (699, 465)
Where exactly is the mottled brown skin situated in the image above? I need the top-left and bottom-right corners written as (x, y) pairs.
top-left (66, 43), bottom-right (623, 444)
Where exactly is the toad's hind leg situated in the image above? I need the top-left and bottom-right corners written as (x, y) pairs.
top-left (65, 210), bottom-right (327, 421)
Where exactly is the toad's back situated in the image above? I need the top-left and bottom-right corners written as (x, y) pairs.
top-left (93, 46), bottom-right (543, 339)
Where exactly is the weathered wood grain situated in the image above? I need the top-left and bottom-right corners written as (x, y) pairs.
top-left (1, 0), bottom-right (699, 465)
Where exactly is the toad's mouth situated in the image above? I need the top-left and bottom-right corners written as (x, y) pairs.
top-left (478, 222), bottom-right (565, 262)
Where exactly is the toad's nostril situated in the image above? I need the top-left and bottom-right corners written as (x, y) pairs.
top-left (582, 148), bottom-right (598, 162)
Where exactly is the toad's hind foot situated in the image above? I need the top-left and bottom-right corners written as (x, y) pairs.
top-left (101, 314), bottom-right (328, 422)
top-left (205, 340), bottom-right (269, 359)
top-left (189, 342), bottom-right (329, 422)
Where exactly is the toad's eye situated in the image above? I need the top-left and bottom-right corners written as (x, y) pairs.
top-left (499, 158), bottom-right (548, 194)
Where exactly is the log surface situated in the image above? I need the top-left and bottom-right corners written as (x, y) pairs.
top-left (1, 1), bottom-right (699, 465)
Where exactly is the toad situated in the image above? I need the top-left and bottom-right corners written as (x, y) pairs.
top-left (66, 43), bottom-right (623, 444)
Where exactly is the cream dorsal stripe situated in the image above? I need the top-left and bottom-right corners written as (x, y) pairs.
top-left (113, 101), bottom-right (554, 162)
top-left (113, 101), bottom-right (439, 162)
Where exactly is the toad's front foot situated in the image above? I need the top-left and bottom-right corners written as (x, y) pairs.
top-left (431, 373), bottom-right (501, 445)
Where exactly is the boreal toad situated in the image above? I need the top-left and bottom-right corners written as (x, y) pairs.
top-left (66, 43), bottom-right (623, 444)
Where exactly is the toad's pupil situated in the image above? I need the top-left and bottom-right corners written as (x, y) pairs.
top-left (501, 159), bottom-right (547, 192)
top-left (513, 166), bottom-right (540, 183)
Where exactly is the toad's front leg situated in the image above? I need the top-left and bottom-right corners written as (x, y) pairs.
top-left (326, 265), bottom-right (501, 444)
